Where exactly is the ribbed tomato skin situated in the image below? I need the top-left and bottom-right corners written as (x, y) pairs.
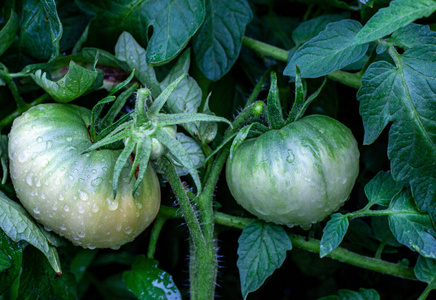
top-left (8, 104), bottom-right (160, 249)
top-left (226, 115), bottom-right (359, 227)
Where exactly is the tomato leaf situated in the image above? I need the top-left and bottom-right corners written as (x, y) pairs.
top-left (143, 0), bottom-right (205, 66)
top-left (284, 19), bottom-right (368, 79)
top-left (371, 217), bottom-right (402, 248)
top-left (357, 45), bottom-right (436, 221)
top-left (160, 49), bottom-right (191, 89)
top-left (388, 23), bottom-right (436, 50)
top-left (237, 221), bottom-right (292, 299)
top-left (40, 0), bottom-right (63, 61)
top-left (266, 72), bottom-right (284, 129)
top-left (0, 230), bottom-right (23, 294)
top-left (123, 255), bottom-right (181, 300)
top-left (19, 247), bottom-right (77, 300)
top-left (364, 171), bottom-right (404, 207)
top-left (115, 32), bottom-right (161, 98)
top-left (0, 192), bottom-right (62, 274)
top-left (320, 213), bottom-right (349, 258)
top-left (414, 255), bottom-right (436, 283)
top-left (291, 13), bottom-right (349, 48)
top-left (319, 288), bottom-right (380, 300)
top-left (31, 60), bottom-right (99, 103)
top-left (0, 10), bottom-right (18, 57)
top-left (193, 0), bottom-right (252, 81)
top-left (388, 190), bottom-right (436, 258)
top-left (167, 133), bottom-right (205, 177)
top-left (353, 0), bottom-right (436, 45)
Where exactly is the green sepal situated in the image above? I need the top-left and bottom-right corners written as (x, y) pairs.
top-left (229, 124), bottom-right (255, 160)
top-left (130, 136), bottom-right (152, 195)
top-left (102, 84), bottom-right (137, 128)
top-left (83, 121), bottom-right (132, 153)
top-left (286, 73), bottom-right (327, 124)
top-left (112, 138), bottom-right (136, 198)
top-left (148, 74), bottom-right (188, 117)
top-left (108, 69), bottom-right (135, 96)
top-left (89, 96), bottom-right (116, 142)
top-left (154, 113), bottom-right (231, 127)
top-left (154, 127), bottom-right (202, 193)
top-left (266, 72), bottom-right (284, 129)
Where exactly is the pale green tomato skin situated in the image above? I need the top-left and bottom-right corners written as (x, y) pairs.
top-left (226, 115), bottom-right (359, 227)
top-left (8, 104), bottom-right (161, 249)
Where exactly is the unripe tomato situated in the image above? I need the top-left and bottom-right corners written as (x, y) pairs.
top-left (226, 115), bottom-right (359, 227)
top-left (8, 104), bottom-right (161, 249)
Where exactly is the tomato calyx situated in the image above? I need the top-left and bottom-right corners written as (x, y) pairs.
top-left (83, 74), bottom-right (231, 198)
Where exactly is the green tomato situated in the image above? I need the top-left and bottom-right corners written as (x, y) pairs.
top-left (8, 104), bottom-right (161, 249)
top-left (225, 115), bottom-right (359, 228)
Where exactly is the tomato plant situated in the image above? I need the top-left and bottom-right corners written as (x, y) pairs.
top-left (0, 0), bottom-right (436, 300)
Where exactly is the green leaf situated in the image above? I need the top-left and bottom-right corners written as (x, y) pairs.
top-left (115, 32), bottom-right (161, 97)
top-left (159, 49), bottom-right (191, 89)
top-left (19, 0), bottom-right (55, 60)
top-left (31, 61), bottom-right (99, 103)
top-left (364, 171), bottom-right (404, 207)
top-left (0, 192), bottom-right (61, 274)
top-left (388, 190), bottom-right (436, 258)
top-left (371, 217), bottom-right (402, 248)
top-left (319, 288), bottom-right (380, 300)
top-left (131, 135), bottom-right (152, 195)
top-left (18, 247), bottom-right (77, 300)
top-left (169, 133), bottom-right (205, 177)
top-left (291, 13), bottom-right (349, 47)
top-left (40, 0), bottom-right (63, 61)
top-left (0, 10), bottom-right (18, 57)
top-left (148, 74), bottom-right (188, 116)
top-left (123, 255), bottom-right (181, 300)
top-left (144, 0), bottom-right (205, 65)
top-left (388, 23), bottom-right (436, 49)
top-left (266, 72), bottom-right (284, 129)
top-left (155, 127), bottom-right (202, 192)
top-left (357, 46), bottom-right (436, 220)
top-left (353, 0), bottom-right (436, 45)
top-left (193, 0), bottom-right (252, 81)
top-left (284, 19), bottom-right (368, 78)
top-left (320, 213), bottom-right (349, 258)
top-left (187, 95), bottom-right (220, 144)
top-left (237, 221), bottom-right (292, 299)
top-left (414, 255), bottom-right (436, 283)
top-left (0, 230), bottom-right (23, 294)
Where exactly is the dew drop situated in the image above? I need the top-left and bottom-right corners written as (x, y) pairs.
top-left (125, 226), bottom-right (132, 234)
top-left (41, 193), bottom-right (46, 199)
top-left (341, 177), bottom-right (348, 184)
top-left (68, 175), bottom-right (74, 181)
top-left (79, 190), bottom-right (89, 201)
top-left (92, 204), bottom-right (99, 213)
top-left (18, 151), bottom-right (29, 163)
top-left (136, 212), bottom-right (140, 218)
top-left (78, 178), bottom-right (85, 183)
top-left (286, 149), bottom-right (295, 163)
top-left (78, 231), bottom-right (85, 238)
top-left (304, 177), bottom-right (312, 182)
top-left (111, 245), bottom-right (120, 250)
top-left (36, 179), bottom-right (42, 187)
top-left (107, 198), bottom-right (119, 211)
top-left (59, 194), bottom-right (64, 201)
top-left (60, 224), bottom-right (66, 230)
top-left (54, 177), bottom-right (61, 185)
top-left (298, 211), bottom-right (305, 217)
top-left (87, 244), bottom-right (96, 250)
top-left (78, 205), bottom-right (85, 214)
top-left (91, 177), bottom-right (103, 187)
top-left (116, 223), bottom-right (122, 232)
top-left (64, 205), bottom-right (70, 212)
top-left (46, 140), bottom-right (53, 150)
top-left (44, 226), bottom-right (52, 232)
top-left (26, 173), bottom-right (34, 186)
top-left (37, 136), bottom-right (43, 143)
top-left (52, 203), bottom-right (58, 210)
top-left (66, 137), bottom-right (72, 142)
top-left (33, 207), bottom-right (40, 214)
top-left (102, 167), bottom-right (108, 172)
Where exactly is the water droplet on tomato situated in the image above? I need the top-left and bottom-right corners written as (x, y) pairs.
top-left (125, 226), bottom-right (132, 234)
top-left (91, 169), bottom-right (97, 174)
top-left (341, 177), bottom-right (348, 184)
top-left (286, 149), bottom-right (295, 163)
top-left (91, 177), bottom-right (103, 187)
top-left (87, 244), bottom-right (96, 250)
top-left (44, 226), bottom-right (52, 232)
top-left (107, 198), bottom-right (119, 211)
top-left (78, 205), bottom-right (85, 214)
top-left (46, 140), bottom-right (53, 150)
top-left (60, 224), bottom-right (66, 230)
top-left (26, 172), bottom-right (34, 186)
top-left (59, 194), bottom-right (64, 201)
top-left (68, 175), bottom-right (74, 181)
top-left (64, 205), bottom-right (70, 212)
top-left (33, 207), bottom-right (40, 214)
top-left (41, 193), bottom-right (46, 199)
top-left (18, 151), bottom-right (30, 163)
top-left (66, 137), bottom-right (72, 142)
top-left (92, 204), bottom-right (99, 212)
top-left (298, 211), bottom-right (305, 217)
top-left (52, 203), bottom-right (57, 210)
top-left (78, 231), bottom-right (85, 238)
top-left (102, 167), bottom-right (108, 172)
top-left (37, 136), bottom-right (43, 143)
top-left (136, 202), bottom-right (143, 209)
top-left (36, 179), bottom-right (42, 187)
top-left (79, 190), bottom-right (89, 201)
top-left (116, 223), bottom-right (122, 232)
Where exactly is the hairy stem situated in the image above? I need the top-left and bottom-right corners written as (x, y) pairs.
top-left (242, 36), bottom-right (362, 89)
top-left (147, 214), bottom-right (168, 259)
top-left (418, 279), bottom-right (436, 300)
